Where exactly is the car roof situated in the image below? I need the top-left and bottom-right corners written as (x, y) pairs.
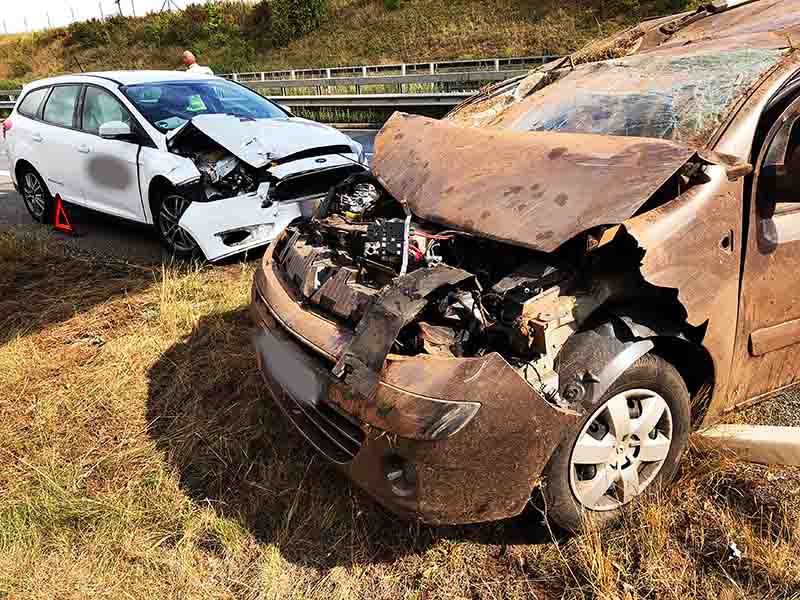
top-left (23, 70), bottom-right (222, 90)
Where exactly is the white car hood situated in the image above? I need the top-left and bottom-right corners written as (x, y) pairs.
top-left (166, 114), bottom-right (357, 169)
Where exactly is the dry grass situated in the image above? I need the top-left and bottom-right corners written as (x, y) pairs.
top-left (2, 230), bottom-right (800, 599)
top-left (0, 0), bottom-right (696, 82)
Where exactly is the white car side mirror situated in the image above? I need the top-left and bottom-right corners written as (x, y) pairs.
top-left (99, 120), bottom-right (132, 139)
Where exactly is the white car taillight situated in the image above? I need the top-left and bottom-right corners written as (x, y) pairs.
top-left (2, 118), bottom-right (11, 140)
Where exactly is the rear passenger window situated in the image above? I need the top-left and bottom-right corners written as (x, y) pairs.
top-left (42, 85), bottom-right (81, 128)
top-left (17, 88), bottom-right (49, 118)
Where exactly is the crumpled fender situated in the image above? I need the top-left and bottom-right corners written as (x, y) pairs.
top-left (555, 308), bottom-right (697, 412)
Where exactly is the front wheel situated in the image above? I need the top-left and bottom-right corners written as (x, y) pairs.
top-left (20, 167), bottom-right (52, 224)
top-left (155, 189), bottom-right (201, 260)
top-left (543, 353), bottom-right (690, 533)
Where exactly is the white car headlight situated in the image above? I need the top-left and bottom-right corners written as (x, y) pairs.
top-left (352, 141), bottom-right (366, 164)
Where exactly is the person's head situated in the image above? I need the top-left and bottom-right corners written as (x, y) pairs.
top-left (182, 51), bottom-right (197, 67)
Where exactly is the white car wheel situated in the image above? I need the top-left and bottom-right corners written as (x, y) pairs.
top-left (157, 192), bottom-right (199, 257)
top-left (21, 170), bottom-right (51, 223)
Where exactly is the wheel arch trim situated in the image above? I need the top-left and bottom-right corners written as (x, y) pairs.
top-left (556, 308), bottom-right (714, 423)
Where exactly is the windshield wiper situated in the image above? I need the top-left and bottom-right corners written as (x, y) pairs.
top-left (223, 112), bottom-right (256, 121)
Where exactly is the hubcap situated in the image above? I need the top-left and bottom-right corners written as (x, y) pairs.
top-left (23, 173), bottom-right (46, 219)
top-left (159, 194), bottom-right (197, 253)
top-left (569, 388), bottom-right (673, 512)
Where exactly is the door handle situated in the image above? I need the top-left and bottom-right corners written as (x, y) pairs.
top-left (31, 133), bottom-right (43, 142)
top-left (77, 145), bottom-right (91, 154)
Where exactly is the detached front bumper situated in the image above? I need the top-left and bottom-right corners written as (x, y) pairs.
top-left (250, 241), bottom-right (579, 524)
top-left (178, 192), bottom-right (317, 262)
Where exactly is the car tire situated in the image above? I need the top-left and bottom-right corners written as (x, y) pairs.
top-left (19, 166), bottom-right (53, 224)
top-left (542, 353), bottom-right (690, 533)
top-left (153, 187), bottom-right (201, 260)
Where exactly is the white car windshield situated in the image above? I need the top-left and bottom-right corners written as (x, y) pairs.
top-left (122, 79), bottom-right (286, 132)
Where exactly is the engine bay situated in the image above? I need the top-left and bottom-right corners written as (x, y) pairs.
top-left (168, 123), bottom-right (264, 200)
top-left (272, 174), bottom-right (656, 397)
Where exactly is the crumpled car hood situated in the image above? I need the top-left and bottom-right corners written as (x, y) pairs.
top-left (167, 114), bottom-right (358, 169)
top-left (373, 113), bottom-right (696, 252)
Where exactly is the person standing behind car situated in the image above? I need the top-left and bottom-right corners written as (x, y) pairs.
top-left (182, 51), bottom-right (214, 75)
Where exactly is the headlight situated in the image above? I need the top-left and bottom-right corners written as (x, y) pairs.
top-left (353, 141), bottom-right (366, 164)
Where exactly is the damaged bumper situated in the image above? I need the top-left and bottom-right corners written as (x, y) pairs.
top-left (178, 190), bottom-right (317, 262)
top-left (177, 152), bottom-right (366, 262)
top-left (250, 237), bottom-right (579, 524)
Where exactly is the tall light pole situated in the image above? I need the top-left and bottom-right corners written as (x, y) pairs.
top-left (114, 0), bottom-right (122, 16)
top-left (160, 0), bottom-right (180, 12)
top-left (131, 0), bottom-right (136, 16)
top-left (99, 2), bottom-right (104, 18)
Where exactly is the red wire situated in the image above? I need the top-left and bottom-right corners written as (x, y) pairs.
top-left (413, 231), bottom-right (454, 241)
top-left (408, 245), bottom-right (424, 260)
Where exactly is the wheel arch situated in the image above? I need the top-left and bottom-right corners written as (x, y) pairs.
top-left (14, 158), bottom-right (47, 190)
top-left (147, 175), bottom-right (173, 225)
top-left (555, 308), bottom-right (715, 428)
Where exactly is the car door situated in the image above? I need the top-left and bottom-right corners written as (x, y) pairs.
top-left (731, 94), bottom-right (800, 404)
top-left (38, 84), bottom-right (85, 205)
top-left (75, 85), bottom-right (147, 222)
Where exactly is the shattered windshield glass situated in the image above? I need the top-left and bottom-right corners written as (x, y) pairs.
top-left (510, 47), bottom-right (787, 144)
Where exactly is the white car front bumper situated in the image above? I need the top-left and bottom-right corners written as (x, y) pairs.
top-left (178, 189), bottom-right (317, 262)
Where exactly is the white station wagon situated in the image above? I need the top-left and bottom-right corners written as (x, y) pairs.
top-left (3, 71), bottom-right (367, 260)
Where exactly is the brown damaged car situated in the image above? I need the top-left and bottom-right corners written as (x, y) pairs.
top-left (251, 0), bottom-right (800, 531)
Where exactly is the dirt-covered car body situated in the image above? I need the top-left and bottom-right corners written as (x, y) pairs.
top-left (251, 0), bottom-right (800, 524)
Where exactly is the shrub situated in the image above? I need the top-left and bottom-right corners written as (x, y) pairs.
top-left (66, 18), bottom-right (109, 48)
top-left (384, 0), bottom-right (401, 9)
top-left (8, 59), bottom-right (31, 79)
top-left (271, 0), bottom-right (329, 47)
top-left (243, 0), bottom-right (273, 47)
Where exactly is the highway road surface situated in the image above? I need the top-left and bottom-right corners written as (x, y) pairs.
top-left (0, 129), bottom-right (377, 265)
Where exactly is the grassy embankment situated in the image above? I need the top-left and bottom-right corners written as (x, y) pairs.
top-left (0, 0), bottom-right (698, 122)
top-left (1, 230), bottom-right (800, 599)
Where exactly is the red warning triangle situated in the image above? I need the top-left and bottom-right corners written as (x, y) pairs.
top-left (53, 194), bottom-right (74, 235)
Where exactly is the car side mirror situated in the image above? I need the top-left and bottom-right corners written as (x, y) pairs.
top-left (280, 104), bottom-right (293, 116)
top-left (99, 120), bottom-right (133, 139)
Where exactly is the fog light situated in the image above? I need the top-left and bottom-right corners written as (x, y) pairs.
top-left (216, 224), bottom-right (272, 247)
top-left (384, 455), bottom-right (416, 498)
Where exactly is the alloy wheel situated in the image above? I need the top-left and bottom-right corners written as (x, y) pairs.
top-left (22, 172), bottom-right (47, 220)
top-left (159, 193), bottom-right (197, 254)
top-left (569, 388), bottom-right (673, 511)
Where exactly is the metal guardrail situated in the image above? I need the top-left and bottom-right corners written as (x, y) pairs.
top-left (0, 55), bottom-right (560, 112)
top-left (221, 55), bottom-right (559, 83)
top-left (277, 92), bottom-right (473, 108)
top-left (0, 90), bottom-right (472, 111)
top-left (0, 54), bottom-right (560, 112)
top-left (247, 70), bottom-right (525, 93)
top-left (0, 91), bottom-right (19, 110)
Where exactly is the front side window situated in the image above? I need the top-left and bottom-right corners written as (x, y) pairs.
top-left (122, 79), bottom-right (286, 132)
top-left (42, 85), bottom-right (81, 128)
top-left (760, 107), bottom-right (800, 215)
top-left (17, 87), bottom-right (49, 118)
top-left (82, 87), bottom-right (134, 135)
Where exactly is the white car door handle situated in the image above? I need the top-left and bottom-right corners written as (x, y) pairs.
top-left (77, 144), bottom-right (91, 154)
top-left (31, 133), bottom-right (43, 142)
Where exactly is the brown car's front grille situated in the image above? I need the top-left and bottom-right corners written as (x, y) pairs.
top-left (265, 368), bottom-right (364, 464)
